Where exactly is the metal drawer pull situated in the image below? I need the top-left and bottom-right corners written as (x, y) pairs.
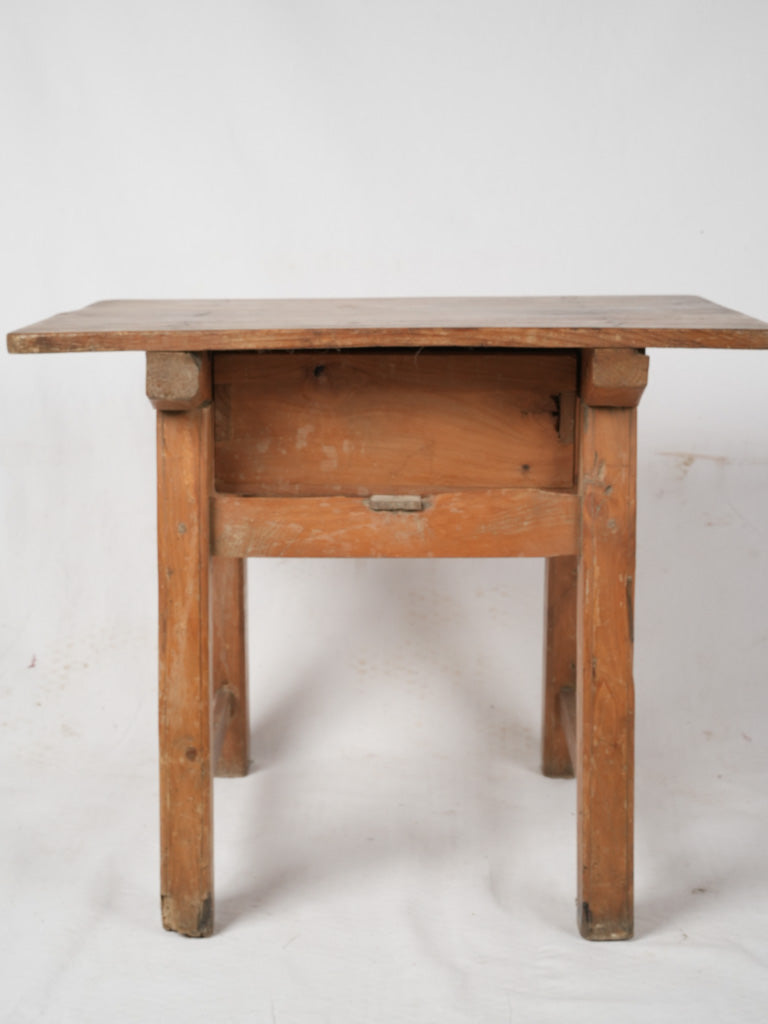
top-left (367, 494), bottom-right (425, 512)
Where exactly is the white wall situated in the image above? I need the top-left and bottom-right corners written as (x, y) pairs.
top-left (3, 0), bottom-right (766, 644)
top-left (1, 2), bottom-right (767, 1021)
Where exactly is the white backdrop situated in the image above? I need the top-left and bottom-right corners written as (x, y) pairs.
top-left (1, 2), bottom-right (768, 1022)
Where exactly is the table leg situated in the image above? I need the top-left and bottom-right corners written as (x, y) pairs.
top-left (542, 555), bottom-right (577, 777)
top-left (576, 401), bottom-right (636, 940)
top-left (212, 557), bottom-right (250, 777)
top-left (156, 405), bottom-right (215, 937)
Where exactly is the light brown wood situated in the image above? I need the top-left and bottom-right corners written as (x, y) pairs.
top-left (9, 295), bottom-right (768, 352)
top-left (542, 556), bottom-right (577, 777)
top-left (146, 351), bottom-right (212, 410)
top-left (157, 398), bottom-right (214, 938)
top-left (212, 685), bottom-right (235, 774)
top-left (20, 292), bottom-right (762, 942)
top-left (581, 349), bottom-right (649, 407)
top-left (213, 350), bottom-right (577, 496)
top-left (576, 400), bottom-right (636, 940)
top-left (211, 557), bottom-right (249, 777)
top-left (211, 489), bottom-right (579, 559)
top-left (559, 686), bottom-right (576, 769)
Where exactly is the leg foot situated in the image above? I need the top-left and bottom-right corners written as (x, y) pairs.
top-left (161, 892), bottom-right (214, 938)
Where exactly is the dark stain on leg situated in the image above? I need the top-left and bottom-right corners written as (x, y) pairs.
top-left (196, 894), bottom-right (213, 936)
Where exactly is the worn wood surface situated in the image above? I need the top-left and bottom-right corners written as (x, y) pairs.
top-left (157, 403), bottom-right (215, 938)
top-left (542, 555), bottom-right (577, 777)
top-left (214, 351), bottom-right (577, 496)
top-left (212, 489), bottom-right (579, 559)
top-left (146, 351), bottom-right (212, 410)
top-left (212, 685), bottom-right (235, 775)
top-left (581, 349), bottom-right (649, 407)
top-left (211, 557), bottom-right (249, 777)
top-left (9, 295), bottom-right (768, 352)
top-left (559, 686), bottom-right (576, 769)
top-left (17, 290), bottom-right (708, 941)
top-left (576, 402), bottom-right (636, 941)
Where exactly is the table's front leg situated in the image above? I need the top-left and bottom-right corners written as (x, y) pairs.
top-left (575, 349), bottom-right (648, 940)
top-left (149, 353), bottom-right (215, 937)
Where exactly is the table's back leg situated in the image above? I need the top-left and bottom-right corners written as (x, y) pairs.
top-left (575, 349), bottom-right (648, 940)
top-left (212, 556), bottom-right (250, 777)
top-left (542, 555), bottom-right (577, 777)
top-left (149, 353), bottom-right (215, 937)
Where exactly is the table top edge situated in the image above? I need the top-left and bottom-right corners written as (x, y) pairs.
top-left (8, 295), bottom-right (768, 352)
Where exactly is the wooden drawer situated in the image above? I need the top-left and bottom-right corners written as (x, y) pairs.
top-left (213, 349), bottom-right (577, 497)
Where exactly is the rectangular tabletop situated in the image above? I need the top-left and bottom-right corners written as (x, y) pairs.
top-left (7, 295), bottom-right (768, 353)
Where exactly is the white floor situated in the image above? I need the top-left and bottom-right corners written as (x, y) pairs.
top-left (3, 1), bottom-right (768, 1016)
top-left (3, 429), bottom-right (768, 1024)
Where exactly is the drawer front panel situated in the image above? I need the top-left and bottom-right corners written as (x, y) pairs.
top-left (213, 350), bottom-right (576, 497)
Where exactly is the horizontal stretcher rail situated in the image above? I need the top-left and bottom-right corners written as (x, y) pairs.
top-left (211, 488), bottom-right (579, 559)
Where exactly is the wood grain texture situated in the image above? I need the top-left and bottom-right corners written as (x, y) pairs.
top-left (213, 350), bottom-right (577, 496)
top-left (542, 556), bottom-right (577, 777)
top-left (576, 402), bottom-right (636, 941)
top-left (559, 686), bottom-right (576, 769)
top-left (581, 349), bottom-right (649, 407)
top-left (212, 685), bottom-right (235, 774)
top-left (146, 351), bottom-right (212, 410)
top-left (211, 557), bottom-right (249, 777)
top-left (211, 489), bottom-right (579, 559)
top-left (9, 295), bottom-right (768, 352)
top-left (157, 402), bottom-right (215, 938)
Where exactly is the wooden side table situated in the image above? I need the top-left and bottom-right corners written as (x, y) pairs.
top-left (8, 296), bottom-right (768, 940)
